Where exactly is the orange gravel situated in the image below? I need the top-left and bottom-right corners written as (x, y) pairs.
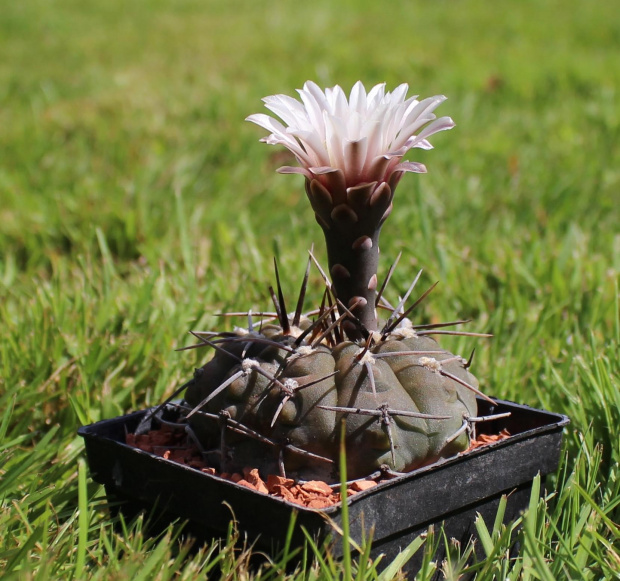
top-left (126, 426), bottom-right (510, 508)
top-left (466, 428), bottom-right (511, 451)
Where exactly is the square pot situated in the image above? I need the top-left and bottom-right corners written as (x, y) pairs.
top-left (79, 398), bottom-right (568, 574)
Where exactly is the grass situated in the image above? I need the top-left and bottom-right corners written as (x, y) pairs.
top-left (1, 0), bottom-right (619, 577)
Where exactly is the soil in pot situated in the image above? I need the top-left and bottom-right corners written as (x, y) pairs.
top-left (125, 419), bottom-right (511, 509)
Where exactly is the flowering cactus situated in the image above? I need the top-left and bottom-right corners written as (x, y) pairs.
top-left (247, 81), bottom-right (454, 337)
top-left (179, 82), bottom-right (498, 483)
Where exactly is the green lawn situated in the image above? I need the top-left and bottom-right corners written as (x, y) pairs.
top-left (1, 0), bottom-right (619, 578)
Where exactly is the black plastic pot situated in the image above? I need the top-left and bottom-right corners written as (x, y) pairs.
top-left (79, 398), bottom-right (568, 574)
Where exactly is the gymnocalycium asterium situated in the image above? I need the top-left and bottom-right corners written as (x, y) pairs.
top-left (177, 82), bottom-right (503, 482)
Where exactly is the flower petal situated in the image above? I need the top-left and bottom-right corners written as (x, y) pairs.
top-left (395, 161), bottom-right (427, 173)
top-left (303, 81), bottom-right (330, 110)
top-left (389, 83), bottom-right (409, 107)
top-left (367, 83), bottom-right (386, 108)
top-left (277, 166), bottom-right (313, 179)
top-left (324, 111), bottom-right (346, 170)
top-left (245, 112), bottom-right (288, 135)
top-left (344, 138), bottom-right (368, 185)
top-left (411, 139), bottom-right (434, 150)
top-left (415, 116), bottom-right (456, 140)
top-left (402, 95), bottom-right (447, 129)
top-left (247, 113), bottom-right (314, 165)
top-left (297, 87), bottom-right (326, 141)
top-left (349, 81), bottom-right (367, 114)
top-left (288, 129), bottom-right (330, 166)
top-left (406, 116), bottom-right (455, 149)
top-left (263, 94), bottom-right (310, 129)
top-left (331, 85), bottom-right (349, 118)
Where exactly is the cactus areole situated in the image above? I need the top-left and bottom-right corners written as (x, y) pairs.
top-left (181, 82), bottom-right (499, 483)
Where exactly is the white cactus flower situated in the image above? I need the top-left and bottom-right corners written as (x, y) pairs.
top-left (246, 81), bottom-right (454, 193)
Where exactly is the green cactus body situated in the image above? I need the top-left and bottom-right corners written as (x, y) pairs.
top-left (185, 319), bottom-right (478, 482)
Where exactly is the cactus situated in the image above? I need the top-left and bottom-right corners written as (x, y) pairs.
top-left (174, 82), bottom-right (500, 483)
top-left (183, 304), bottom-right (489, 481)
